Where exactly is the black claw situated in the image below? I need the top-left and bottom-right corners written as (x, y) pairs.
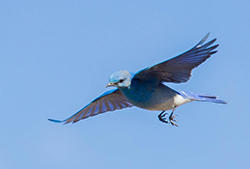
top-left (158, 109), bottom-right (179, 127)
top-left (158, 111), bottom-right (169, 124)
top-left (169, 111), bottom-right (178, 127)
top-left (170, 121), bottom-right (178, 127)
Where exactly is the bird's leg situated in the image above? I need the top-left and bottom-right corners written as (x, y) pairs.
top-left (158, 111), bottom-right (169, 124)
top-left (169, 108), bottom-right (178, 127)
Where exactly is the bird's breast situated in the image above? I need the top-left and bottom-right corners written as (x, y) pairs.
top-left (119, 83), bottom-right (190, 111)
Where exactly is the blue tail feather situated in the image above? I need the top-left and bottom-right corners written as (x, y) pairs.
top-left (198, 95), bottom-right (227, 104)
top-left (180, 91), bottom-right (227, 104)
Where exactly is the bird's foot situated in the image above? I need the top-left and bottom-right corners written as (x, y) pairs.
top-left (158, 111), bottom-right (169, 124)
top-left (158, 110), bottom-right (179, 127)
top-left (169, 112), bottom-right (178, 127)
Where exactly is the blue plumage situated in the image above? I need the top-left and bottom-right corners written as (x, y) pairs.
top-left (49, 89), bottom-right (132, 124)
top-left (49, 33), bottom-right (226, 126)
top-left (179, 91), bottom-right (227, 104)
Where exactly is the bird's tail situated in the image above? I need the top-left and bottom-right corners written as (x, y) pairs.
top-left (179, 91), bottom-right (227, 104)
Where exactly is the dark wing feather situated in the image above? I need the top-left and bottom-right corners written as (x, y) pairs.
top-left (133, 33), bottom-right (219, 83)
top-left (48, 89), bottom-right (133, 124)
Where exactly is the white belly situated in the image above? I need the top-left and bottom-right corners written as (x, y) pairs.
top-left (146, 94), bottom-right (191, 111)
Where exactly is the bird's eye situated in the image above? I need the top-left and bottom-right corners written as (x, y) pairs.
top-left (119, 79), bottom-right (124, 83)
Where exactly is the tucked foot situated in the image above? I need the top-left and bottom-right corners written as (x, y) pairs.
top-left (169, 112), bottom-right (178, 127)
top-left (158, 111), bottom-right (169, 124)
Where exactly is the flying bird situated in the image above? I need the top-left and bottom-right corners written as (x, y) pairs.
top-left (49, 33), bottom-right (226, 126)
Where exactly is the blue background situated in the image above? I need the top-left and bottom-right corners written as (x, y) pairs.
top-left (1, 0), bottom-right (249, 169)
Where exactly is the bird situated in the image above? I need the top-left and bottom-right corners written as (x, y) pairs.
top-left (49, 33), bottom-right (226, 126)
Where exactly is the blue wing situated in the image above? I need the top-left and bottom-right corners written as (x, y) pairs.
top-left (48, 89), bottom-right (133, 124)
top-left (133, 33), bottom-right (219, 83)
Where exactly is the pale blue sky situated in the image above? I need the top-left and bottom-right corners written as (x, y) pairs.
top-left (0, 0), bottom-right (250, 169)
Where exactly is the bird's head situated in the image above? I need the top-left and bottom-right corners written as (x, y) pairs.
top-left (106, 70), bottom-right (132, 88)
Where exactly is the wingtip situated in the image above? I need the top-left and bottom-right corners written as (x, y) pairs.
top-left (196, 33), bottom-right (211, 47)
top-left (205, 32), bottom-right (210, 38)
top-left (203, 32), bottom-right (210, 40)
top-left (48, 118), bottom-right (65, 123)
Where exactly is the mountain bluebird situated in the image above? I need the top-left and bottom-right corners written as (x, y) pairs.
top-left (49, 33), bottom-right (226, 126)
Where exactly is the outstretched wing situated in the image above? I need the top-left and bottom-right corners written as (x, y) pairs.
top-left (48, 89), bottom-right (133, 124)
top-left (133, 33), bottom-right (219, 83)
